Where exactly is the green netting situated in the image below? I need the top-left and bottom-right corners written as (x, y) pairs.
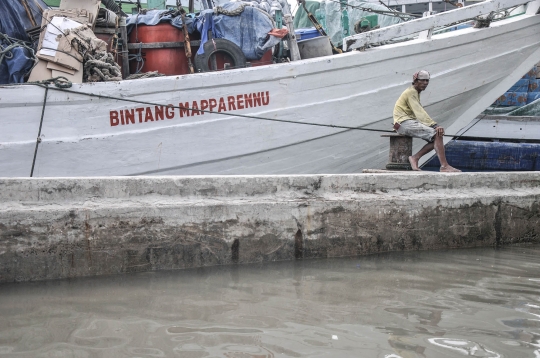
top-left (507, 98), bottom-right (540, 116)
top-left (293, 0), bottom-right (405, 46)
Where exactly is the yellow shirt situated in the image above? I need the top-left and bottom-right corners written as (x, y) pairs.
top-left (393, 86), bottom-right (436, 127)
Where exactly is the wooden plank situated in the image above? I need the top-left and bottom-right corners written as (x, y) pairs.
top-left (343, 0), bottom-right (534, 50)
top-left (127, 41), bottom-right (201, 49)
top-left (119, 18), bottom-right (130, 79)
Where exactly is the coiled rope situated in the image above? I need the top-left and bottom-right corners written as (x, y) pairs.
top-left (84, 51), bottom-right (122, 82)
top-left (213, 3), bottom-right (248, 15)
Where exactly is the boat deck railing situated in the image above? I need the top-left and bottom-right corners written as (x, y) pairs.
top-left (343, 0), bottom-right (540, 50)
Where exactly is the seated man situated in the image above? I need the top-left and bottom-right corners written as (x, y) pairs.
top-left (393, 70), bottom-right (461, 172)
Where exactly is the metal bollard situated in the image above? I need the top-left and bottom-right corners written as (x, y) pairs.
top-left (381, 134), bottom-right (412, 170)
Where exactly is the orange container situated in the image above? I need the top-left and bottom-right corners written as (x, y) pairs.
top-left (128, 23), bottom-right (192, 76)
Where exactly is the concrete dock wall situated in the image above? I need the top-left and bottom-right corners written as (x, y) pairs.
top-left (1, 173), bottom-right (539, 282)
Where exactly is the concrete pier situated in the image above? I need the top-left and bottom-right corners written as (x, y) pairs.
top-left (1, 172), bottom-right (539, 282)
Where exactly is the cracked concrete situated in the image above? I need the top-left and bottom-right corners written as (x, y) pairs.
top-left (0, 172), bottom-right (539, 282)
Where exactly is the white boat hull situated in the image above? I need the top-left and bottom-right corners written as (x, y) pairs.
top-left (1, 13), bottom-right (540, 177)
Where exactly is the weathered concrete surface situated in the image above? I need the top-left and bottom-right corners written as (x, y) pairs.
top-left (0, 173), bottom-right (539, 282)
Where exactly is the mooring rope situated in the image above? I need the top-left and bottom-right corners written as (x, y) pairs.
top-left (28, 75), bottom-right (73, 88)
top-left (30, 87), bottom-right (49, 177)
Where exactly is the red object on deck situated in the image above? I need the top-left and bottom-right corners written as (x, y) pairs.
top-left (128, 23), bottom-right (192, 76)
top-left (128, 23), bottom-right (273, 75)
top-left (250, 50), bottom-right (273, 67)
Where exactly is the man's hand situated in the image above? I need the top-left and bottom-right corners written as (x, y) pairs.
top-left (436, 126), bottom-right (445, 137)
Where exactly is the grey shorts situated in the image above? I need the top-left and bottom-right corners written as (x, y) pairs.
top-left (396, 120), bottom-right (437, 142)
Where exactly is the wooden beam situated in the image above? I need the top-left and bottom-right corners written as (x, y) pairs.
top-left (344, 0), bottom-right (535, 50)
top-left (127, 41), bottom-right (201, 49)
top-left (119, 17), bottom-right (130, 79)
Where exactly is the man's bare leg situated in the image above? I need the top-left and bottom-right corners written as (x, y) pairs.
top-left (433, 135), bottom-right (461, 172)
top-left (409, 142), bottom-right (434, 171)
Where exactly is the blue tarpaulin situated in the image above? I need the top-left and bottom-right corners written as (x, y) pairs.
top-left (206, 3), bottom-right (278, 60)
top-left (0, 0), bottom-right (47, 42)
top-left (126, 10), bottom-right (195, 34)
top-left (0, 39), bottom-right (35, 84)
top-left (0, 0), bottom-right (47, 84)
top-left (127, 3), bottom-right (278, 61)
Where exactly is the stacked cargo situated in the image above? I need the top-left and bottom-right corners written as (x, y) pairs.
top-left (28, 0), bottom-right (105, 83)
top-left (494, 65), bottom-right (540, 107)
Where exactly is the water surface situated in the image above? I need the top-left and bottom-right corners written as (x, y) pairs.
top-left (1, 245), bottom-right (540, 357)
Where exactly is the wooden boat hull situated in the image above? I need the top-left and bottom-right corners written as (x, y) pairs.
top-left (1, 14), bottom-right (540, 177)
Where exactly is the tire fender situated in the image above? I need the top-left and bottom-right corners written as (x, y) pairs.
top-left (194, 38), bottom-right (247, 72)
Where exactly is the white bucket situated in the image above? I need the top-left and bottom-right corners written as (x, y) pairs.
top-left (297, 36), bottom-right (333, 60)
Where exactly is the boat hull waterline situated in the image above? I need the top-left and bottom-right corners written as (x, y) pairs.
top-left (1, 14), bottom-right (540, 177)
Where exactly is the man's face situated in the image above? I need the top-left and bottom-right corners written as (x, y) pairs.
top-left (413, 79), bottom-right (429, 92)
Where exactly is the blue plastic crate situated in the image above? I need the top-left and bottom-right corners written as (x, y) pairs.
top-left (295, 27), bottom-right (321, 41)
top-left (509, 78), bottom-right (530, 92)
top-left (423, 141), bottom-right (540, 171)
top-left (494, 92), bottom-right (528, 106)
top-left (528, 79), bottom-right (540, 92)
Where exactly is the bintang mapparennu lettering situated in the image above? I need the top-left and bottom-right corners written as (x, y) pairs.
top-left (109, 91), bottom-right (270, 127)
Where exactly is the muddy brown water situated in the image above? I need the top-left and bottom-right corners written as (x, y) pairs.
top-left (1, 245), bottom-right (540, 357)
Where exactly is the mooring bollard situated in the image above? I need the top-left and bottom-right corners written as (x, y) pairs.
top-left (381, 134), bottom-right (412, 170)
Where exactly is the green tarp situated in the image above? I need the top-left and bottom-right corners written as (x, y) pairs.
top-left (293, 1), bottom-right (321, 29)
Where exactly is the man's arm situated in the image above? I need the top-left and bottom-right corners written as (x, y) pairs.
top-left (407, 93), bottom-right (437, 127)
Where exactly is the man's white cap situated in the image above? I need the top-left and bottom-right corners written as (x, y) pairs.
top-left (413, 70), bottom-right (430, 81)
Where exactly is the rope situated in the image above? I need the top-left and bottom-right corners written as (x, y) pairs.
top-left (377, 0), bottom-right (409, 22)
top-left (30, 87), bottom-right (48, 177)
top-left (28, 82), bottom-right (502, 140)
top-left (127, 45), bottom-right (145, 74)
top-left (126, 71), bottom-right (164, 80)
top-left (326, 0), bottom-right (420, 19)
top-left (213, 3), bottom-right (248, 16)
top-left (84, 51), bottom-right (122, 82)
top-left (0, 32), bottom-right (36, 78)
top-left (48, 25), bottom-right (123, 82)
top-left (357, 5), bottom-right (517, 49)
top-left (28, 75), bottom-right (73, 88)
